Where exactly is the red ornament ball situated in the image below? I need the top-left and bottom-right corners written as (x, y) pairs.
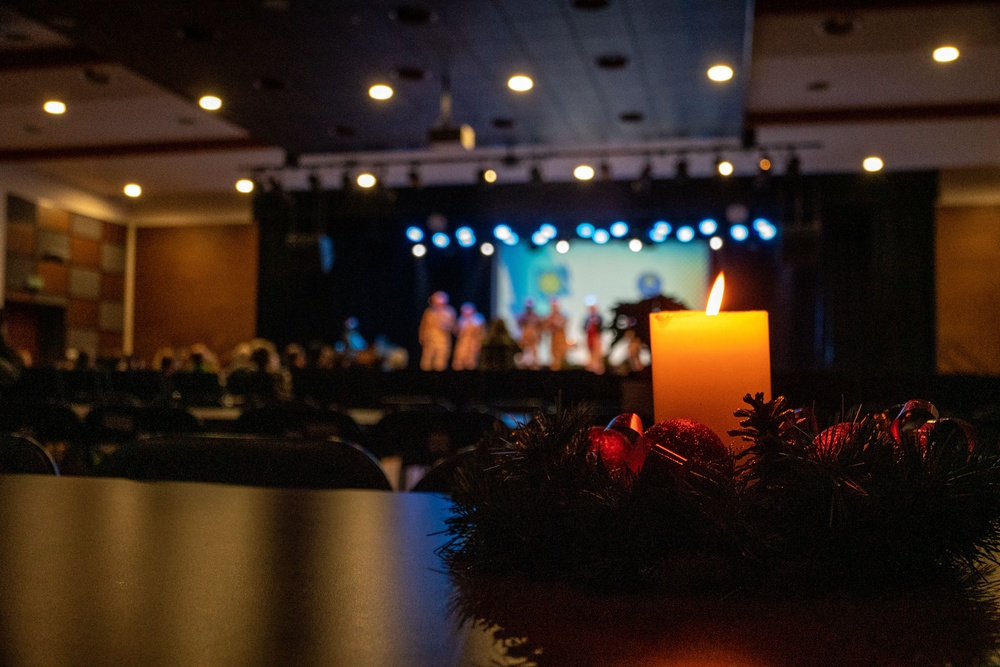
top-left (813, 422), bottom-right (859, 456)
top-left (642, 419), bottom-right (729, 469)
top-left (586, 426), bottom-right (633, 476)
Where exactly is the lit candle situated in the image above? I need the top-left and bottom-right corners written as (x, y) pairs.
top-left (649, 273), bottom-right (771, 448)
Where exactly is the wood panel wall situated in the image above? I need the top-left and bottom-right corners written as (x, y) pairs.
top-left (133, 224), bottom-right (258, 365)
top-left (936, 205), bottom-right (1000, 375)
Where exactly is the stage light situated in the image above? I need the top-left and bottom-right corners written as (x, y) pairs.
top-left (356, 172), bottom-right (377, 188)
top-left (502, 232), bottom-right (520, 246)
top-left (610, 221), bottom-right (629, 238)
top-left (480, 242), bottom-right (495, 256)
top-left (709, 236), bottom-right (723, 250)
top-left (539, 223), bottom-right (557, 239)
top-left (716, 158), bottom-right (734, 177)
top-left (707, 64), bottom-right (734, 82)
top-left (676, 226), bottom-right (695, 243)
top-left (933, 46), bottom-right (959, 63)
top-left (123, 183), bottom-right (142, 198)
top-left (863, 156), bottom-right (884, 172)
top-left (576, 222), bottom-right (595, 239)
top-left (368, 84), bottom-right (393, 100)
top-left (456, 227), bottom-right (475, 247)
top-left (198, 95), bottom-right (222, 111)
top-left (235, 178), bottom-right (255, 193)
top-left (432, 232), bottom-right (450, 248)
top-left (628, 239), bottom-right (643, 252)
top-left (650, 221), bottom-right (671, 242)
top-left (592, 229), bottom-right (610, 244)
top-left (759, 155), bottom-right (772, 172)
top-left (698, 219), bottom-right (718, 235)
top-left (555, 240), bottom-right (570, 254)
top-left (508, 74), bottom-right (534, 92)
top-left (730, 224), bottom-right (749, 241)
top-left (754, 218), bottom-right (777, 240)
top-left (43, 100), bottom-right (66, 114)
top-left (412, 243), bottom-right (427, 257)
top-left (573, 164), bottom-right (595, 181)
top-left (493, 224), bottom-right (513, 241)
top-left (532, 231), bottom-right (549, 246)
top-left (406, 226), bottom-right (424, 242)
top-left (479, 168), bottom-right (497, 184)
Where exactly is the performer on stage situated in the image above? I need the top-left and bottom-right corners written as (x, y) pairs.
top-left (544, 298), bottom-right (568, 370)
top-left (516, 298), bottom-right (542, 369)
top-left (583, 301), bottom-right (605, 374)
top-left (419, 291), bottom-right (456, 371)
top-left (452, 302), bottom-right (486, 370)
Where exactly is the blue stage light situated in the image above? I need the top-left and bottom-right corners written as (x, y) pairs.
top-left (432, 232), bottom-right (450, 248)
top-left (456, 226), bottom-right (475, 247)
top-left (610, 221), bottom-right (629, 238)
top-left (531, 231), bottom-right (549, 246)
top-left (494, 224), bottom-right (513, 241)
top-left (539, 223), bottom-right (557, 239)
top-left (699, 218), bottom-right (718, 235)
top-left (576, 222), bottom-right (595, 238)
top-left (593, 229), bottom-right (610, 244)
top-left (676, 226), bottom-right (695, 243)
top-left (405, 226), bottom-right (424, 242)
top-left (757, 222), bottom-right (777, 241)
top-left (654, 221), bottom-right (671, 236)
top-left (502, 232), bottom-right (520, 246)
top-left (730, 224), bottom-right (749, 241)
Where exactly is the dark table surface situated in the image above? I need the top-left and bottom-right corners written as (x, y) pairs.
top-left (2, 474), bottom-right (998, 667)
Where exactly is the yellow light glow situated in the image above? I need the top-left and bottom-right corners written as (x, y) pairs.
top-left (707, 65), bottom-right (734, 82)
top-left (43, 100), bottom-right (66, 114)
top-left (198, 95), bottom-right (222, 111)
top-left (356, 173), bottom-right (377, 188)
top-left (862, 156), bottom-right (884, 172)
top-left (933, 46), bottom-right (959, 63)
top-left (123, 183), bottom-right (142, 198)
top-left (235, 179), bottom-right (254, 193)
top-left (573, 164), bottom-right (595, 181)
top-left (508, 75), bottom-right (534, 92)
top-left (368, 84), bottom-right (394, 100)
top-left (483, 169), bottom-right (497, 183)
top-left (717, 160), bottom-right (734, 176)
top-left (706, 272), bottom-right (725, 316)
top-left (759, 158), bottom-right (771, 171)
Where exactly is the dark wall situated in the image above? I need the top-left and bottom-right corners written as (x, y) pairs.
top-left (254, 171), bottom-right (937, 375)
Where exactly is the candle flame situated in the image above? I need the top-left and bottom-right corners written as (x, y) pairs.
top-left (706, 272), bottom-right (724, 316)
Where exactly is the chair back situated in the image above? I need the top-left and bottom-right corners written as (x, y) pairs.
top-left (94, 434), bottom-right (391, 490)
top-left (370, 410), bottom-right (504, 465)
top-left (0, 433), bottom-right (59, 475)
top-left (410, 446), bottom-right (476, 494)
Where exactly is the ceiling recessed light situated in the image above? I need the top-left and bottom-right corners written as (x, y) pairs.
top-left (43, 100), bottom-right (66, 114)
top-left (356, 173), bottom-right (377, 188)
top-left (482, 168), bottom-right (498, 184)
top-left (235, 179), bottom-right (255, 193)
top-left (596, 53), bottom-right (629, 69)
top-left (198, 95), bottom-right (222, 111)
top-left (573, 165), bottom-right (595, 181)
top-left (369, 84), bottom-right (393, 100)
top-left (717, 160), bottom-right (734, 176)
top-left (619, 111), bottom-right (644, 123)
top-left (862, 156), bottom-right (884, 172)
top-left (123, 183), bottom-right (142, 198)
top-left (707, 65), bottom-right (734, 82)
top-left (933, 46), bottom-right (959, 63)
top-left (508, 75), bottom-right (533, 92)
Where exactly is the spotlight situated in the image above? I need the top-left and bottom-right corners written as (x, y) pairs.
top-left (628, 239), bottom-right (643, 252)
top-left (123, 183), bottom-right (142, 198)
top-left (502, 232), bottom-right (520, 246)
top-left (406, 226), bottom-right (424, 242)
top-left (707, 64), bottom-right (734, 82)
top-left (650, 221), bottom-right (671, 242)
top-left (508, 74), bottom-right (534, 92)
top-left (235, 178), bottom-right (255, 194)
top-left (730, 224), bottom-right (749, 241)
top-left (456, 227), bottom-right (476, 247)
top-left (759, 154), bottom-right (772, 173)
top-left (933, 46), bottom-right (959, 63)
top-left (592, 229), bottom-right (610, 244)
top-left (432, 232), bottom-right (450, 248)
top-left (494, 224), bottom-right (513, 241)
top-left (555, 240), bottom-right (570, 254)
top-left (539, 223), bottom-right (557, 239)
top-left (754, 218), bottom-right (777, 241)
top-left (43, 100), bottom-right (66, 114)
top-left (716, 157), bottom-right (734, 177)
top-left (368, 84), bottom-right (394, 100)
top-left (573, 164), bottom-right (595, 181)
top-left (531, 231), bottom-right (549, 246)
top-left (480, 242), bottom-right (495, 256)
top-left (698, 218), bottom-right (718, 235)
top-left (412, 243), bottom-right (427, 257)
top-left (576, 222), bottom-right (595, 239)
top-left (610, 221), bottom-right (629, 238)
top-left (479, 168), bottom-right (497, 184)
top-left (863, 156), bottom-right (884, 172)
top-left (357, 172), bottom-right (376, 188)
top-left (408, 163), bottom-right (422, 188)
top-left (676, 226), bottom-right (695, 243)
top-left (198, 95), bottom-right (222, 111)
top-left (709, 236), bottom-right (723, 250)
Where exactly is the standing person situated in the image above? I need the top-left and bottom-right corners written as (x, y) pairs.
top-left (583, 301), bottom-right (605, 374)
top-left (479, 318), bottom-right (521, 371)
top-left (516, 298), bottom-right (542, 369)
top-left (419, 291), bottom-right (456, 371)
top-left (544, 298), bottom-right (568, 371)
top-left (452, 302), bottom-right (486, 370)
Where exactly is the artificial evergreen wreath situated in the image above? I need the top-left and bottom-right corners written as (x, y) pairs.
top-left (440, 394), bottom-right (1000, 596)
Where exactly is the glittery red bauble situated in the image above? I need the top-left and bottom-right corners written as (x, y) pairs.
top-left (914, 418), bottom-right (977, 457)
top-left (813, 422), bottom-right (858, 457)
top-left (586, 426), bottom-right (632, 476)
top-left (642, 419), bottom-right (729, 470)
